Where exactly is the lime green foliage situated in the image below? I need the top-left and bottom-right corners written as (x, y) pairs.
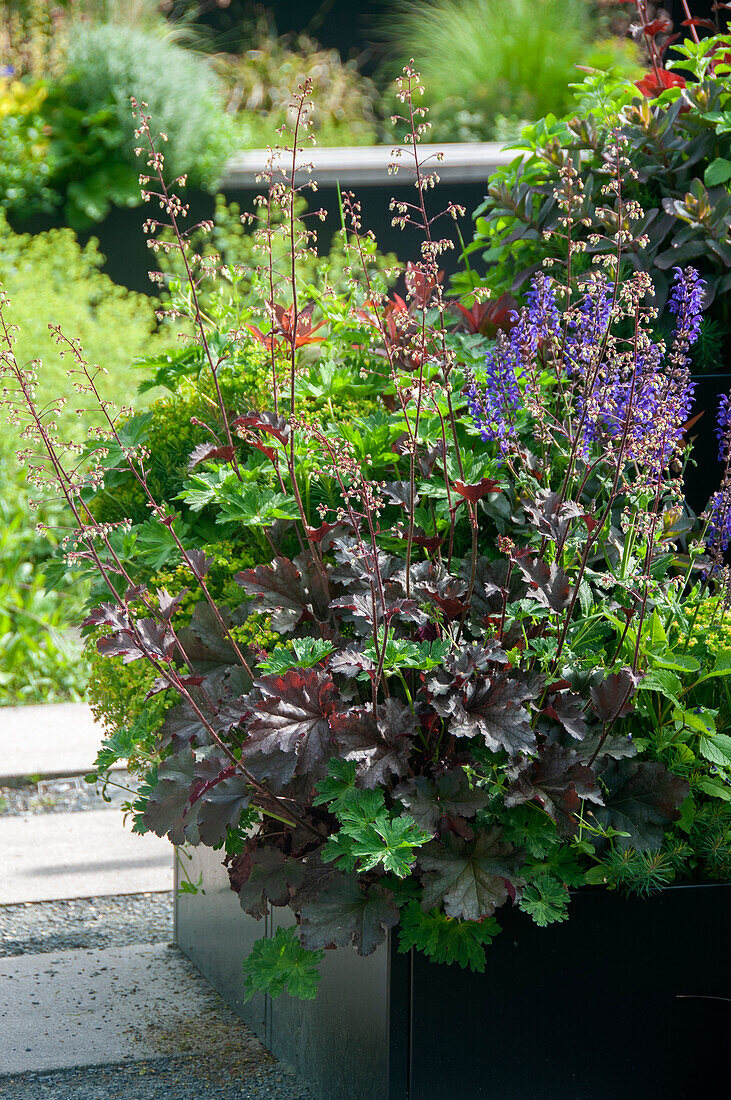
top-left (85, 633), bottom-right (172, 762)
top-left (0, 444), bottom-right (88, 704)
top-left (398, 901), bottom-right (501, 972)
top-left (87, 367), bottom-right (270, 529)
top-left (215, 29), bottom-right (379, 147)
top-left (0, 215), bottom-right (163, 704)
top-left (242, 927), bottom-right (324, 1001)
top-left (0, 76), bottom-right (53, 211)
top-left (0, 213), bottom-right (162, 423)
top-left (381, 0), bottom-right (639, 142)
top-left (684, 597), bottom-right (731, 661)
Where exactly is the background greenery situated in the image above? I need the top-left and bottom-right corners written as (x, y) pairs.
top-left (0, 214), bottom-right (164, 703)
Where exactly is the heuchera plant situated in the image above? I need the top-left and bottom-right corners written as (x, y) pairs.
top-left (3, 70), bottom-right (731, 1003)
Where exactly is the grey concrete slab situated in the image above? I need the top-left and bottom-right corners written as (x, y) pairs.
top-left (0, 943), bottom-right (267, 1075)
top-left (224, 140), bottom-right (515, 187)
top-left (0, 704), bottom-right (108, 782)
top-left (0, 810), bottom-right (172, 904)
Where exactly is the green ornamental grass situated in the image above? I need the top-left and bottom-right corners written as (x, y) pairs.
top-left (383, 0), bottom-right (634, 140)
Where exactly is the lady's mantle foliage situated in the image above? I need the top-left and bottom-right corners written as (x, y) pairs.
top-left (3, 69), bottom-right (731, 1003)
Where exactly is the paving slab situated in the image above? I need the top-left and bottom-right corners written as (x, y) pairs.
top-left (0, 810), bottom-right (172, 904)
top-left (0, 704), bottom-right (107, 782)
top-left (0, 943), bottom-right (270, 1076)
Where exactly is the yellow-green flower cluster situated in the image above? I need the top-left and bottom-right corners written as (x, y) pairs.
top-left (684, 597), bottom-right (731, 659)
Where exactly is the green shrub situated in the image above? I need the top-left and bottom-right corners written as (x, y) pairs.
top-left (0, 214), bottom-right (163, 704)
top-left (0, 212), bottom-right (163, 419)
top-left (0, 75), bottom-right (54, 212)
top-left (45, 23), bottom-right (234, 225)
top-left (455, 35), bottom-right (731, 368)
top-left (380, 0), bottom-right (640, 142)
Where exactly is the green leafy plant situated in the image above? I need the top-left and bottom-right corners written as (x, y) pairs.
top-left (456, 29), bottom-right (731, 368)
top-left (380, 0), bottom-right (640, 142)
top-left (5, 68), bottom-right (731, 1007)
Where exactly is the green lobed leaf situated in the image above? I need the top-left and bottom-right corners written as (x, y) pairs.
top-left (397, 900), bottom-right (501, 972)
top-left (242, 927), bottom-right (323, 1001)
top-left (518, 874), bottom-right (570, 927)
top-left (256, 637), bottom-right (335, 675)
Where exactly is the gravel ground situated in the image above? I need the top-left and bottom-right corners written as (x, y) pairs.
top-left (0, 773), bottom-right (134, 816)
top-left (0, 893), bottom-right (173, 957)
top-left (0, 1058), bottom-right (315, 1099)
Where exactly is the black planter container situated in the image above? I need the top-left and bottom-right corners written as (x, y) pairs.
top-left (175, 847), bottom-right (731, 1100)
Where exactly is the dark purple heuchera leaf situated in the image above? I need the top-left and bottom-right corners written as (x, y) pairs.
top-left (188, 442), bottom-right (236, 470)
top-left (404, 560), bottom-right (469, 619)
top-left (290, 850), bottom-right (340, 909)
top-left (505, 743), bottom-right (603, 836)
top-left (141, 746), bottom-right (196, 845)
top-left (304, 521), bottom-right (348, 550)
top-left (382, 480), bottom-right (418, 509)
top-left (426, 642), bottom-right (509, 698)
top-left (418, 829), bottom-right (524, 920)
top-left (330, 698), bottom-right (416, 788)
top-left (329, 593), bottom-right (422, 632)
top-left (82, 602), bottom-right (130, 633)
top-left (236, 557), bottom-right (309, 632)
top-left (331, 539), bottom-right (402, 589)
top-left (157, 701), bottom-right (209, 748)
top-left (440, 673), bottom-right (537, 756)
top-left (175, 602), bottom-right (239, 671)
top-left (543, 691), bottom-right (587, 740)
top-left (234, 847), bottom-right (305, 919)
top-left (452, 477), bottom-right (502, 503)
top-left (521, 559), bottom-right (572, 612)
top-left (232, 410), bottom-right (291, 444)
top-left (394, 770), bottom-right (490, 835)
top-left (156, 588), bottom-right (187, 621)
top-left (96, 617), bottom-right (175, 665)
top-left (195, 771), bottom-right (253, 847)
top-left (591, 760), bottom-right (689, 850)
top-left (575, 729), bottom-right (637, 764)
top-left (329, 645), bottom-right (376, 679)
top-left (299, 874), bottom-right (399, 956)
top-left (590, 668), bottom-right (638, 723)
top-left (145, 673), bottom-right (204, 700)
top-left (96, 632), bottom-right (146, 663)
top-left (467, 557), bottom-right (522, 622)
top-left (186, 549), bottom-right (213, 579)
top-left (241, 668), bottom-right (338, 782)
top-left (523, 490), bottom-right (583, 542)
top-left (241, 747), bottom-right (298, 794)
top-left (236, 555), bottom-right (331, 633)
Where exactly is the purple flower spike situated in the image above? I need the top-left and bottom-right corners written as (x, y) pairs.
top-left (466, 346), bottom-right (521, 452)
top-left (717, 392), bottom-right (731, 465)
top-left (668, 266), bottom-right (705, 350)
